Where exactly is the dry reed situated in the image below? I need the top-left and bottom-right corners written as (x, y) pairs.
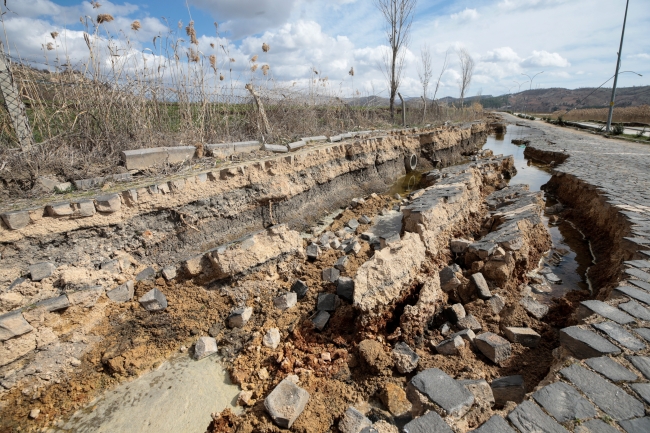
top-left (551, 105), bottom-right (650, 124)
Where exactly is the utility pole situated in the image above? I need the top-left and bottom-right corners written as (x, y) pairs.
top-left (606, 0), bottom-right (630, 132)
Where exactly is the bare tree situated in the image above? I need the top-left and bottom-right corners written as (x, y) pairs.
top-left (417, 44), bottom-right (432, 123)
top-left (375, 0), bottom-right (417, 121)
top-left (431, 48), bottom-right (450, 110)
top-left (457, 48), bottom-right (475, 108)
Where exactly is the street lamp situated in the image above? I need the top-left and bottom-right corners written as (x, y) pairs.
top-left (521, 71), bottom-right (544, 115)
top-left (606, 0), bottom-right (630, 132)
top-left (512, 80), bottom-right (528, 112)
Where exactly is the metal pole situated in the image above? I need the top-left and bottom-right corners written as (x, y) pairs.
top-left (521, 72), bottom-right (543, 116)
top-left (606, 0), bottom-right (630, 132)
top-left (398, 92), bottom-right (406, 127)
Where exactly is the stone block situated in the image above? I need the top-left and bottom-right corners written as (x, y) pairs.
top-left (136, 267), bottom-right (156, 281)
top-left (339, 407), bottom-right (372, 433)
top-left (503, 327), bottom-right (541, 348)
top-left (227, 306), bottom-right (252, 328)
top-left (95, 194), bottom-right (121, 213)
top-left (592, 321), bottom-right (645, 351)
top-left (507, 401), bottom-right (568, 433)
top-left (54, 182), bottom-right (72, 193)
top-left (491, 375), bottom-right (525, 406)
top-left (471, 415), bottom-right (516, 433)
top-left (73, 199), bottom-right (96, 217)
top-left (0, 311), bottom-right (33, 341)
top-left (335, 257), bottom-right (350, 272)
top-left (161, 266), bottom-right (177, 281)
top-left (559, 326), bottom-right (621, 359)
top-left (291, 280), bottom-right (309, 299)
top-left (488, 294), bottom-right (505, 314)
top-left (532, 382), bottom-right (596, 423)
top-left (1, 210), bottom-right (30, 230)
top-left (264, 378), bottom-right (310, 428)
top-left (436, 335), bottom-right (465, 356)
top-left (628, 356), bottom-right (650, 379)
top-left (392, 342), bottom-right (419, 374)
top-left (450, 329), bottom-right (476, 344)
top-left (101, 259), bottom-right (121, 273)
top-left (440, 265), bottom-right (462, 292)
top-left (457, 315), bottom-right (482, 332)
top-left (67, 285), bottom-right (104, 307)
top-left (106, 281), bottom-right (134, 303)
top-left (520, 296), bottom-right (548, 319)
top-left (619, 417), bottom-right (650, 433)
top-left (302, 135), bottom-right (327, 143)
top-left (402, 409), bottom-right (453, 433)
top-left (337, 277), bottom-right (355, 303)
top-left (475, 332), bottom-right (511, 364)
top-left (0, 333), bottom-right (36, 367)
top-left (618, 300), bottom-right (650, 321)
top-left (359, 215), bottom-right (372, 225)
top-left (46, 202), bottom-right (73, 217)
top-left (263, 144), bottom-right (289, 153)
top-left (381, 382), bottom-right (412, 417)
top-left (585, 356), bottom-right (638, 382)
top-left (323, 268), bottom-right (340, 283)
top-left (445, 303), bottom-right (466, 322)
top-left (629, 383), bottom-right (650, 405)
top-left (408, 368), bottom-right (475, 418)
top-left (206, 143), bottom-right (234, 157)
top-left (614, 285), bottom-right (650, 305)
top-left (578, 300), bottom-right (635, 325)
top-left (560, 364), bottom-right (645, 421)
top-left (471, 273), bottom-right (492, 299)
top-left (317, 293), bottom-right (340, 312)
top-left (345, 240), bottom-right (362, 255)
top-left (575, 419), bottom-right (620, 433)
top-left (263, 328), bottom-right (281, 349)
top-left (287, 140), bottom-right (306, 151)
top-left (29, 262), bottom-right (55, 281)
top-left (73, 176), bottom-right (106, 190)
top-left (306, 243), bottom-right (322, 260)
top-left (139, 288), bottom-right (168, 312)
top-left (312, 311), bottom-right (330, 331)
top-left (193, 336), bottom-right (218, 360)
top-left (274, 292), bottom-right (297, 310)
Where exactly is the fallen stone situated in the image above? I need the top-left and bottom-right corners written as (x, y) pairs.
top-left (264, 378), bottom-right (310, 428)
top-left (471, 273), bottom-right (492, 299)
top-left (139, 288), bottom-right (167, 312)
top-left (450, 329), bottom-right (476, 344)
top-left (618, 300), bottom-right (650, 321)
top-left (440, 264), bottom-right (462, 292)
top-left (402, 409), bottom-right (453, 433)
top-left (381, 382), bottom-right (412, 417)
top-left (628, 356), bottom-right (650, 379)
top-left (291, 280), bottom-right (309, 299)
top-left (532, 381), bottom-right (596, 423)
top-left (335, 255), bottom-right (350, 271)
top-left (439, 322), bottom-right (452, 336)
top-left (227, 306), bottom-right (253, 328)
top-left (339, 407), bottom-right (372, 433)
top-left (95, 194), bottom-right (121, 213)
top-left (503, 327), bottom-right (541, 348)
top-left (392, 342), bottom-right (419, 374)
top-left (0, 210), bottom-right (30, 230)
top-left (592, 321), bottom-right (646, 351)
top-left (0, 311), bottom-right (33, 342)
top-left (46, 202), bottom-right (73, 216)
top-left (491, 375), bottom-right (525, 406)
top-left (347, 219), bottom-right (360, 230)
top-left (507, 401), bottom-right (568, 433)
top-left (67, 285), bottom-right (104, 307)
top-left (560, 364), bottom-right (645, 421)
top-left (193, 336), bottom-right (218, 360)
top-left (579, 300), bottom-right (635, 325)
top-left (29, 262), bottom-right (56, 281)
top-left (520, 296), bottom-right (549, 319)
top-left (451, 238), bottom-right (472, 254)
top-left (312, 311), bottom-right (330, 331)
top-left (359, 215), bottom-right (372, 225)
top-left (136, 267), bottom-right (156, 281)
top-left (106, 281), bottom-right (134, 303)
top-left (585, 356), bottom-right (638, 382)
top-left (408, 368), bottom-right (474, 418)
top-left (306, 243), bottom-right (322, 260)
top-left (263, 328), bottom-right (281, 349)
top-left (559, 326), bottom-right (622, 359)
top-left (317, 293), bottom-right (340, 312)
top-left (475, 332), bottom-right (511, 365)
top-left (436, 335), bottom-right (465, 356)
top-left (488, 294), bottom-right (505, 314)
top-left (345, 240), bottom-right (362, 255)
top-left (337, 277), bottom-right (355, 303)
top-left (274, 292), bottom-right (297, 310)
top-left (161, 266), bottom-right (177, 281)
top-left (323, 267), bottom-right (341, 283)
top-left (619, 417), bottom-right (650, 433)
top-left (472, 415), bottom-right (516, 433)
top-left (460, 379), bottom-right (495, 409)
top-left (457, 315), bottom-right (482, 332)
top-left (445, 303), bottom-right (466, 322)
top-left (101, 259), bottom-right (121, 273)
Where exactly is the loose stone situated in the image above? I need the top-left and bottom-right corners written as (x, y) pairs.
top-left (491, 375), bottom-right (525, 406)
top-left (291, 280), bottom-right (309, 299)
top-left (29, 262), bottom-right (56, 282)
top-left (264, 378), bottom-right (310, 428)
top-left (263, 328), bottom-right (281, 349)
top-left (193, 336), bottom-right (218, 360)
top-left (337, 277), bottom-right (355, 303)
top-left (392, 342), bottom-right (419, 374)
top-left (274, 292), bottom-right (297, 310)
top-left (457, 315), bottom-right (482, 332)
top-left (227, 306), bottom-right (253, 328)
top-left (475, 332), bottom-right (511, 365)
top-left (161, 266), bottom-right (177, 281)
top-left (323, 268), bottom-right (341, 283)
top-left (306, 243), bottom-right (322, 260)
top-left (313, 311), bottom-right (330, 331)
top-left (317, 293), bottom-right (340, 312)
top-left (520, 296), bottom-right (549, 319)
top-left (139, 288), bottom-right (167, 312)
top-left (436, 336), bottom-right (464, 356)
top-left (339, 407), bottom-right (372, 433)
top-left (503, 327), bottom-right (541, 348)
top-left (471, 272), bottom-right (492, 299)
top-left (106, 281), bottom-right (134, 303)
top-left (408, 368), bottom-right (475, 418)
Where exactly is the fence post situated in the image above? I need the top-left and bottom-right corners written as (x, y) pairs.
top-left (0, 44), bottom-right (34, 151)
top-left (398, 92), bottom-right (406, 127)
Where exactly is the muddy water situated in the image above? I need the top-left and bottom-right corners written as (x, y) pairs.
top-left (482, 126), bottom-right (593, 299)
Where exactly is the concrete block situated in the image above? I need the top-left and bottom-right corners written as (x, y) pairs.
top-left (29, 262), bottom-right (56, 281)
top-left (232, 140), bottom-right (260, 153)
top-left (46, 202), bottom-right (73, 217)
top-left (227, 306), bottom-right (252, 328)
top-left (0, 311), bottom-right (34, 341)
top-left (274, 292), bottom-right (297, 310)
top-left (302, 135), bottom-right (327, 143)
top-left (121, 146), bottom-right (195, 170)
top-left (106, 281), bottom-right (134, 303)
top-left (475, 332), bottom-right (511, 364)
top-left (112, 172), bottom-right (132, 183)
top-left (1, 210), bottom-right (30, 230)
top-left (264, 378), bottom-right (310, 428)
top-left (139, 288), bottom-right (168, 312)
top-left (71, 200), bottom-right (96, 218)
top-left (291, 280), bottom-right (309, 299)
top-left (95, 194), bottom-right (121, 213)
top-left (263, 144), bottom-right (289, 153)
top-left (491, 375), bottom-right (525, 406)
top-left (193, 336), bottom-right (218, 360)
top-left (206, 143), bottom-right (235, 158)
top-left (165, 146), bottom-right (196, 164)
top-left (503, 327), bottom-right (541, 348)
top-left (445, 303), bottom-right (466, 322)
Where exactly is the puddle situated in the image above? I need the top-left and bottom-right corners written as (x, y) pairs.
top-left (56, 354), bottom-right (239, 433)
top-left (483, 126), bottom-right (593, 299)
top-left (388, 170), bottom-right (424, 197)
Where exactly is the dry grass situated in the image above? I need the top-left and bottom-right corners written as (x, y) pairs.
top-left (550, 105), bottom-right (650, 124)
top-left (0, 16), bottom-right (484, 199)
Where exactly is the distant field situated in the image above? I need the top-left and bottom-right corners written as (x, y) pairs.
top-left (545, 105), bottom-right (650, 124)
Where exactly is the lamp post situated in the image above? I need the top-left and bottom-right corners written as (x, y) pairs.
top-left (521, 71), bottom-right (544, 115)
top-left (606, 0), bottom-right (631, 132)
top-left (512, 80), bottom-right (527, 113)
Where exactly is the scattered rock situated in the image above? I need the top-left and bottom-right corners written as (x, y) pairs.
top-left (312, 311), bottom-right (330, 331)
top-left (139, 288), bottom-right (168, 311)
top-left (193, 336), bottom-right (218, 360)
top-left (238, 390), bottom-right (254, 407)
top-left (359, 215), bottom-right (372, 225)
top-left (436, 335), bottom-right (465, 356)
top-left (392, 342), bottom-right (419, 374)
top-left (263, 328), bottom-right (281, 349)
top-left (475, 332), bottom-right (512, 365)
top-left (274, 292), bottom-right (297, 310)
top-left (208, 322), bottom-right (222, 338)
top-left (29, 262), bottom-right (56, 282)
top-left (339, 406), bottom-right (372, 433)
top-left (407, 368), bottom-right (474, 418)
top-left (440, 264), bottom-right (462, 292)
top-left (317, 293), bottom-right (340, 312)
top-left (347, 219), bottom-right (360, 230)
top-left (106, 281), bottom-right (134, 303)
top-left (471, 273), bottom-right (492, 299)
top-left (503, 327), bottom-right (541, 348)
top-left (520, 296), bottom-right (549, 319)
top-left (460, 379), bottom-right (495, 409)
top-left (487, 294), bottom-right (506, 314)
top-left (491, 375), bottom-right (525, 406)
top-left (162, 266), bottom-right (177, 281)
top-left (29, 408), bottom-right (40, 419)
top-left (450, 238), bottom-right (472, 254)
top-left (306, 243), bottom-right (322, 260)
top-left (323, 267), bottom-right (341, 283)
top-left (291, 280), bottom-right (309, 299)
top-left (445, 303), bottom-right (466, 322)
top-left (457, 315), bottom-right (482, 332)
top-left (264, 378), bottom-right (310, 428)
top-left (381, 382), bottom-right (412, 417)
top-left (136, 267), bottom-right (156, 281)
top-left (337, 277), bottom-right (355, 303)
top-left (335, 256), bottom-right (350, 271)
top-left (227, 306), bottom-right (253, 328)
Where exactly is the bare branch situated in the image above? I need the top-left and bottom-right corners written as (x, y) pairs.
top-left (457, 47), bottom-right (474, 108)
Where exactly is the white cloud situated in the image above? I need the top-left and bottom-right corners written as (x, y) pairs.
top-left (522, 50), bottom-right (570, 68)
top-left (482, 47), bottom-right (521, 63)
top-left (498, 0), bottom-right (570, 11)
top-left (450, 8), bottom-right (479, 22)
top-left (630, 53), bottom-right (650, 60)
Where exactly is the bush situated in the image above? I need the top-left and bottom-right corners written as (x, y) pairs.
top-left (612, 123), bottom-right (624, 135)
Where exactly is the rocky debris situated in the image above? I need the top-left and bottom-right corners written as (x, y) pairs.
top-left (531, 382), bottom-right (596, 423)
top-left (22, 295), bottom-right (70, 322)
top-left (475, 332), bottom-right (512, 365)
top-left (1, 210), bottom-right (30, 230)
top-left (264, 378), bottom-right (310, 428)
top-left (436, 335), bottom-right (465, 356)
top-left (381, 382), bottom-right (412, 417)
top-left (136, 267), bottom-right (156, 281)
top-left (445, 303), bottom-right (466, 322)
top-left (29, 262), bottom-right (56, 282)
top-left (227, 307), bottom-right (253, 328)
top-left (344, 240), bottom-right (362, 255)
top-left (323, 267), bottom-right (340, 283)
top-left (339, 407), bottom-right (372, 433)
top-left (291, 280), bottom-right (309, 299)
top-left (317, 293), bottom-right (340, 312)
top-left (507, 401), bottom-right (568, 433)
top-left (139, 288), bottom-right (167, 312)
top-left (263, 328), bottom-right (281, 349)
top-left (450, 238), bottom-right (472, 254)
top-left (67, 285), bottom-right (104, 307)
top-left (440, 265), bottom-right (462, 292)
top-left (306, 243), bottom-right (322, 260)
top-left (491, 375), bottom-right (525, 406)
top-left (358, 339), bottom-right (393, 375)
top-left (451, 329), bottom-right (476, 344)
top-left (503, 327), bottom-right (541, 348)
top-left (407, 368), bottom-right (475, 418)
top-left (193, 336), bottom-right (218, 360)
top-left (101, 259), bottom-right (121, 273)
top-left (470, 273), bottom-right (492, 299)
top-left (337, 277), bottom-right (355, 303)
top-left (274, 292), bottom-right (297, 310)
top-left (460, 379), bottom-right (495, 409)
top-left (487, 294), bottom-right (505, 314)
top-left (106, 281), bottom-right (134, 303)
top-left (457, 315), bottom-right (482, 332)
top-left (312, 311), bottom-right (330, 331)
top-left (559, 326), bottom-right (621, 359)
top-left (354, 232), bottom-right (426, 314)
top-left (392, 342), bottom-right (419, 374)
top-left (0, 311), bottom-right (34, 341)
top-left (29, 408), bottom-right (41, 419)
top-left (209, 225), bottom-right (304, 279)
top-left (162, 266), bottom-right (177, 281)
top-left (335, 256), bottom-right (350, 271)
top-left (95, 194), bottom-right (121, 213)
top-left (520, 296), bottom-right (549, 319)
top-left (402, 410), bottom-right (453, 433)
top-left (46, 202), bottom-right (73, 217)
top-left (359, 215), bottom-right (372, 225)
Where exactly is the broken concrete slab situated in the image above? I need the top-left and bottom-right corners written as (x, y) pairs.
top-left (0, 311), bottom-right (34, 341)
top-left (392, 342), bottom-right (419, 374)
top-left (532, 381), bottom-right (596, 423)
top-left (507, 401), bottom-right (569, 433)
top-left (560, 326), bottom-right (622, 359)
top-left (106, 281), bottom-right (134, 303)
top-left (585, 356), bottom-right (638, 382)
top-left (408, 368), bottom-right (475, 418)
top-left (263, 144), bottom-right (289, 153)
top-left (139, 288), bottom-right (167, 312)
top-left (193, 336), bottom-right (218, 360)
top-left (475, 332), bottom-right (511, 364)
top-left (578, 300), bottom-right (636, 325)
top-left (491, 375), bottom-right (525, 406)
top-left (227, 306), bottom-right (253, 328)
top-left (29, 262), bottom-right (55, 281)
top-left (592, 321), bottom-right (646, 351)
top-left (503, 327), bottom-right (541, 348)
top-left (264, 378), bottom-right (310, 428)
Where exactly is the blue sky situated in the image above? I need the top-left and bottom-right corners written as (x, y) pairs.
top-left (2, 0), bottom-right (649, 101)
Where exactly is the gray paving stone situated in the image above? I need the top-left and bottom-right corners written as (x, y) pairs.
top-left (403, 410), bottom-right (453, 433)
top-left (471, 273), bottom-right (492, 299)
top-left (619, 417), bottom-right (650, 433)
top-left (627, 356), bottom-right (650, 379)
top-left (580, 300), bottom-right (635, 325)
top-left (409, 368), bottom-right (475, 418)
top-left (625, 268), bottom-right (650, 283)
top-left (339, 406), bottom-right (372, 433)
top-left (312, 311), bottom-right (330, 331)
top-left (584, 356), bottom-right (638, 382)
top-left (575, 419), bottom-right (620, 433)
top-left (106, 281), bottom-right (134, 303)
top-left (629, 383), bottom-right (650, 405)
top-left (634, 327), bottom-right (650, 342)
top-left (317, 293), bottom-right (340, 312)
top-left (475, 332), bottom-right (512, 364)
top-left (532, 382), bottom-right (596, 423)
top-left (507, 401), bottom-right (568, 433)
top-left (618, 300), bottom-right (650, 321)
top-left (291, 280), bottom-right (309, 299)
top-left (471, 415), bottom-right (516, 433)
top-left (560, 326), bottom-right (622, 358)
top-left (629, 279), bottom-right (650, 292)
top-left (503, 327), bottom-right (541, 347)
top-left (491, 375), bottom-right (525, 406)
top-left (592, 321), bottom-right (646, 351)
top-left (520, 296), bottom-right (549, 319)
top-left (264, 378), bottom-right (310, 428)
top-left (139, 288), bottom-right (168, 312)
top-left (135, 267), bottom-right (156, 281)
top-left (615, 286), bottom-right (650, 305)
top-left (559, 364), bottom-right (645, 420)
top-left (625, 260), bottom-right (650, 269)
